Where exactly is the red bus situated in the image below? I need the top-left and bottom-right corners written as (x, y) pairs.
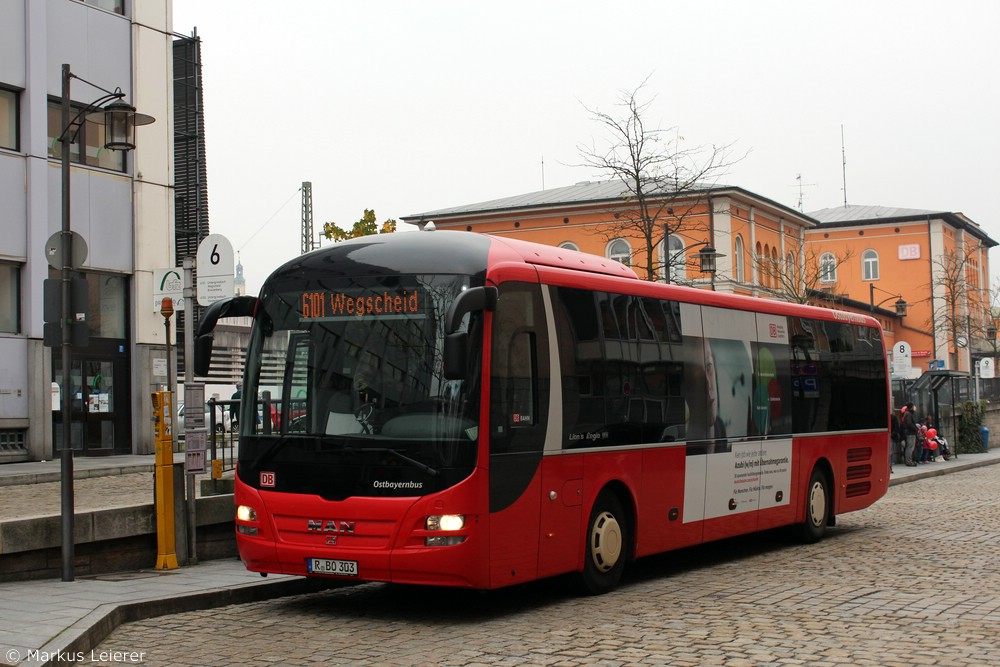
top-left (195, 230), bottom-right (890, 594)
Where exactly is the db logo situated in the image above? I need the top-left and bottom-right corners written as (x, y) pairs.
top-left (260, 471), bottom-right (276, 487)
top-left (769, 323), bottom-right (778, 338)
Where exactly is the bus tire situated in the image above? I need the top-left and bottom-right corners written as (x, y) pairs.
top-left (579, 492), bottom-right (628, 595)
top-left (797, 467), bottom-right (830, 544)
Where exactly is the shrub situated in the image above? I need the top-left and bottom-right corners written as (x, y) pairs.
top-left (957, 400), bottom-right (987, 454)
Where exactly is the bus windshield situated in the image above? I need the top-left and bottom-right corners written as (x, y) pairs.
top-left (238, 273), bottom-right (483, 498)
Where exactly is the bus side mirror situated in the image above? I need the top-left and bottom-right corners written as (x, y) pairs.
top-left (192, 295), bottom-right (258, 378)
top-left (443, 286), bottom-right (495, 381)
top-left (443, 332), bottom-right (468, 381)
top-left (194, 334), bottom-right (214, 377)
top-left (445, 286), bottom-right (497, 335)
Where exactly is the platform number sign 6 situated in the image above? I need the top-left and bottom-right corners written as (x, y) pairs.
top-left (196, 234), bottom-right (235, 306)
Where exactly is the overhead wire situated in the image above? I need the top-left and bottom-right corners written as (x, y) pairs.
top-left (237, 186), bottom-right (302, 252)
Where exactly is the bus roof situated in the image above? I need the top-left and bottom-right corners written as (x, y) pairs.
top-left (269, 230), bottom-right (880, 331)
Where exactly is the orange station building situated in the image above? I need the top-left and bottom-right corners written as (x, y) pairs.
top-left (807, 206), bottom-right (996, 376)
top-left (403, 182), bottom-right (995, 377)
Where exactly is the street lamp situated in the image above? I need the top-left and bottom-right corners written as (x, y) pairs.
top-left (869, 283), bottom-right (909, 317)
top-left (57, 64), bottom-right (154, 582)
top-left (693, 245), bottom-right (725, 291)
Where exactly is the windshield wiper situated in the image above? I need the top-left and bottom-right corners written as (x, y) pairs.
top-left (367, 448), bottom-right (439, 477)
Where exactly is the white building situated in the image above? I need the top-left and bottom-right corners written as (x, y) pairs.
top-left (0, 0), bottom-right (174, 461)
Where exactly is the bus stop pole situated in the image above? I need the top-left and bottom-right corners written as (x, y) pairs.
top-left (184, 257), bottom-right (198, 564)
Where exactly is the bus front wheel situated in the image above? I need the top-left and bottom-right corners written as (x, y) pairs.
top-left (797, 467), bottom-right (830, 543)
top-left (579, 492), bottom-right (628, 595)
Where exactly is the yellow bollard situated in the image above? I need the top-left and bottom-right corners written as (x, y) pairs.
top-left (152, 391), bottom-right (179, 570)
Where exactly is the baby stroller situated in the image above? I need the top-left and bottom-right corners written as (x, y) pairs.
top-left (926, 429), bottom-right (951, 461)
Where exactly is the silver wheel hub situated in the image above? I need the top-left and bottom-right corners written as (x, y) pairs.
top-left (808, 481), bottom-right (826, 527)
top-left (590, 511), bottom-right (623, 572)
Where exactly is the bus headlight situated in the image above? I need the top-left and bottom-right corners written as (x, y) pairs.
top-left (425, 514), bottom-right (466, 545)
top-left (236, 505), bottom-right (259, 535)
top-left (237, 505), bottom-right (258, 522)
top-left (426, 514), bottom-right (464, 531)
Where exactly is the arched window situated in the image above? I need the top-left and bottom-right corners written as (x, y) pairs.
top-left (771, 247), bottom-right (779, 288)
top-left (786, 251), bottom-right (796, 286)
top-left (862, 249), bottom-right (879, 281)
top-left (734, 235), bottom-right (745, 283)
top-left (755, 242), bottom-right (763, 287)
top-left (820, 253), bottom-right (837, 283)
top-left (667, 235), bottom-right (685, 282)
top-left (763, 244), bottom-right (772, 288)
top-left (559, 241), bottom-right (580, 252)
top-left (607, 238), bottom-right (631, 266)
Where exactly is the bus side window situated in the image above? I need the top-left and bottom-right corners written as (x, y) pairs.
top-left (506, 330), bottom-right (536, 428)
top-left (490, 283), bottom-right (549, 457)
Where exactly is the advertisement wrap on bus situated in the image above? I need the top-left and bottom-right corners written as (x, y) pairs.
top-left (194, 230), bottom-right (890, 594)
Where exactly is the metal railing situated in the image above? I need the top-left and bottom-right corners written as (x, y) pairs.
top-left (205, 398), bottom-right (239, 494)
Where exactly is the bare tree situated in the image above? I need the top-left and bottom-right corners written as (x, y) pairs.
top-left (751, 247), bottom-right (855, 304)
top-left (578, 78), bottom-right (744, 282)
top-left (927, 243), bottom-right (987, 368)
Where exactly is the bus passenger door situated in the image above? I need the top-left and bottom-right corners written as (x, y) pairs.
top-left (537, 455), bottom-right (583, 578)
top-left (488, 282), bottom-right (550, 588)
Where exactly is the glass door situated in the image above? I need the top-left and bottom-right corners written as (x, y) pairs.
top-left (52, 351), bottom-right (130, 455)
top-left (83, 360), bottom-right (116, 451)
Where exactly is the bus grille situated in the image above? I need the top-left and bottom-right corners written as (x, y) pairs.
top-left (845, 447), bottom-right (874, 497)
top-left (846, 447), bottom-right (873, 462)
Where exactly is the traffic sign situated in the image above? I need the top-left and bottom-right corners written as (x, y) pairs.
top-left (44, 231), bottom-right (88, 270)
top-left (196, 234), bottom-right (235, 306)
top-left (980, 357), bottom-right (995, 379)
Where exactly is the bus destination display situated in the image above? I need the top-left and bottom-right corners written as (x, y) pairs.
top-left (300, 289), bottom-right (421, 320)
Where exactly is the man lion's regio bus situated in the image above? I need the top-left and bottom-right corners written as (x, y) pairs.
top-left (195, 230), bottom-right (889, 594)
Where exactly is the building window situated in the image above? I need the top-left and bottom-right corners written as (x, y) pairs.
top-left (862, 249), bottom-right (879, 281)
top-left (771, 247), bottom-right (779, 287)
top-left (0, 88), bottom-right (17, 151)
top-left (47, 100), bottom-right (125, 172)
top-left (0, 263), bottom-right (20, 333)
top-left (559, 242), bottom-right (580, 252)
top-left (786, 251), bottom-right (796, 286)
top-left (90, 274), bottom-right (127, 338)
top-left (734, 235), bottom-right (745, 283)
top-left (82, 0), bottom-right (125, 13)
top-left (819, 253), bottom-right (837, 283)
top-left (667, 235), bottom-right (685, 281)
top-left (607, 239), bottom-right (631, 266)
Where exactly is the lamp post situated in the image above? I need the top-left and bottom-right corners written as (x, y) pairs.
top-left (869, 283), bottom-right (909, 317)
top-left (693, 245), bottom-right (725, 291)
top-left (58, 64), bottom-right (154, 582)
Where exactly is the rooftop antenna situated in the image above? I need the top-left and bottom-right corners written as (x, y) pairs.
top-left (792, 173), bottom-right (816, 212)
top-left (840, 124), bottom-right (848, 208)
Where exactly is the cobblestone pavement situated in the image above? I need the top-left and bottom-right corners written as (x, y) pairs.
top-left (0, 471), bottom-right (233, 521)
top-left (0, 473), bottom-right (155, 520)
top-left (80, 467), bottom-right (1000, 667)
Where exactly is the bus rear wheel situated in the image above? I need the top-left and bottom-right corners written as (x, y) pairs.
top-left (579, 492), bottom-right (628, 595)
top-left (797, 467), bottom-right (830, 543)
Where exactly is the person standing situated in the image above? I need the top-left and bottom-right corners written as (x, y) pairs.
top-left (902, 402), bottom-right (919, 466)
top-left (890, 409), bottom-right (901, 472)
top-left (230, 382), bottom-right (242, 430)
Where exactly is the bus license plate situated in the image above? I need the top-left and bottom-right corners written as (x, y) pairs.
top-left (307, 558), bottom-right (358, 576)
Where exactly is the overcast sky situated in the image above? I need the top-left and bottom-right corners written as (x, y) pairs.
top-left (171, 0), bottom-right (1000, 296)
